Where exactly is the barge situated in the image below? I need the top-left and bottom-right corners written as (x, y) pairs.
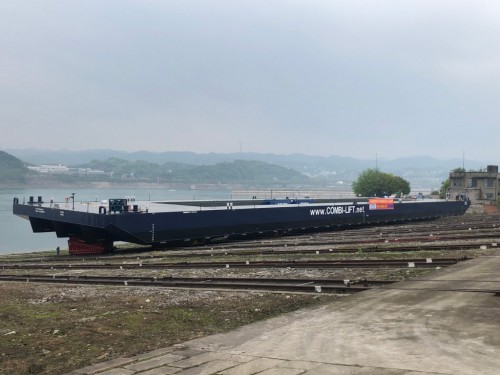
top-left (13, 195), bottom-right (470, 255)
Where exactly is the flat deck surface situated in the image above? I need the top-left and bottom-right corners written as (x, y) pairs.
top-left (71, 255), bottom-right (500, 375)
top-left (31, 198), bottom-right (436, 215)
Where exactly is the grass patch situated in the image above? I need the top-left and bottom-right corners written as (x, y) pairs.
top-left (0, 283), bottom-right (332, 375)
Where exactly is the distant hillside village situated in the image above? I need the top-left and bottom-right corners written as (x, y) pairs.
top-left (1, 150), bottom-right (309, 187)
top-left (27, 164), bottom-right (113, 177)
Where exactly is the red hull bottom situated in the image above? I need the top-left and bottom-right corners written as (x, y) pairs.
top-left (68, 237), bottom-right (113, 255)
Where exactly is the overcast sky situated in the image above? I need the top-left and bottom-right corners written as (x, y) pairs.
top-left (1, 0), bottom-right (499, 161)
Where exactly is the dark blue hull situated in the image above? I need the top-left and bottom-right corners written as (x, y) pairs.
top-left (13, 197), bottom-right (471, 253)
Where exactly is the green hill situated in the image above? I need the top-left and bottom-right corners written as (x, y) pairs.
top-left (78, 158), bottom-right (309, 185)
top-left (0, 150), bottom-right (28, 182)
top-left (170, 160), bottom-right (307, 184)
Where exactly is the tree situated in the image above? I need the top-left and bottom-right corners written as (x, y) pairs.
top-left (439, 179), bottom-right (450, 199)
top-left (390, 175), bottom-right (411, 196)
top-left (352, 169), bottom-right (411, 197)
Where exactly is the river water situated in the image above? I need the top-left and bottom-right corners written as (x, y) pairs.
top-left (0, 187), bottom-right (232, 255)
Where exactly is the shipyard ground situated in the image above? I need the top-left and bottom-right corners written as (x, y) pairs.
top-left (70, 255), bottom-right (500, 375)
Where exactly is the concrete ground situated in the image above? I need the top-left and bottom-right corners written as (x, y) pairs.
top-left (70, 255), bottom-right (500, 375)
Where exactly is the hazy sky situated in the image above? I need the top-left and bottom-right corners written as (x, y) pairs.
top-left (1, 1), bottom-right (500, 161)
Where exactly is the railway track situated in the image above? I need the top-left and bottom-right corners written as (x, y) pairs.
top-left (2, 272), bottom-right (496, 295)
top-left (0, 257), bottom-right (468, 270)
top-left (1, 214), bottom-right (498, 265)
top-left (0, 274), bottom-right (394, 294)
top-left (0, 215), bottom-right (493, 291)
top-left (165, 230), bottom-right (500, 250)
top-left (1, 237), bottom-right (497, 264)
top-left (104, 241), bottom-right (498, 258)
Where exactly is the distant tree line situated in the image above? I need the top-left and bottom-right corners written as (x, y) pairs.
top-left (76, 158), bottom-right (309, 185)
top-left (0, 151), bottom-right (313, 186)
